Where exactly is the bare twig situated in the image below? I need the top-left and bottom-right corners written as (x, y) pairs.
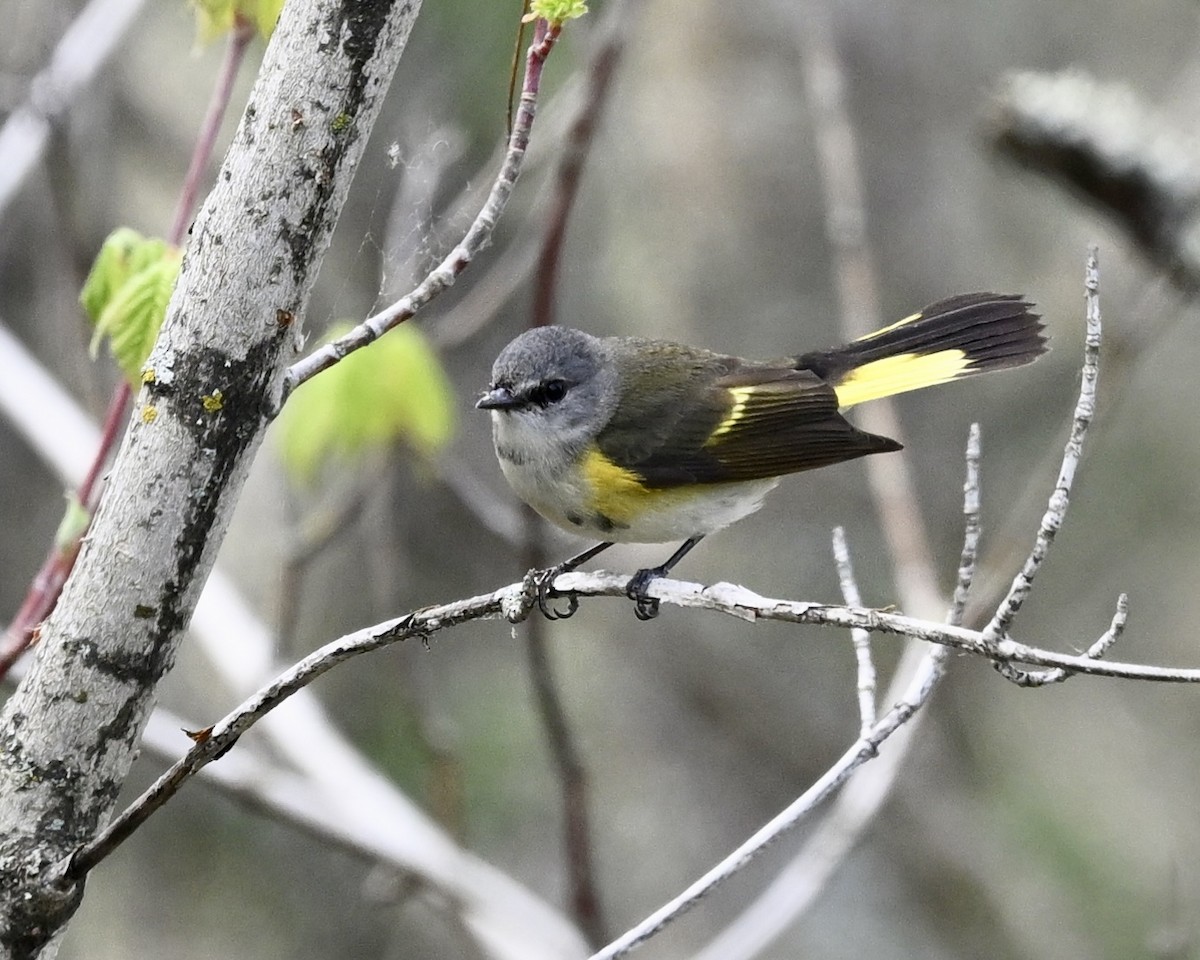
top-left (0, 0), bottom-right (147, 223)
top-left (590, 652), bottom-right (948, 960)
top-left (282, 18), bottom-right (564, 396)
top-left (951, 423), bottom-right (984, 627)
top-left (999, 594), bottom-right (1129, 688)
top-left (831, 527), bottom-right (876, 735)
top-left (984, 248), bottom-right (1102, 682)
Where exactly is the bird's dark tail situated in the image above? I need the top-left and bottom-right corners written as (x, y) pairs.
top-left (794, 293), bottom-right (1046, 408)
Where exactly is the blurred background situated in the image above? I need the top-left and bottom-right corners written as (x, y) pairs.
top-left (3, 0), bottom-right (1200, 958)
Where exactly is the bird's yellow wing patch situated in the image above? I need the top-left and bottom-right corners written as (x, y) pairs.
top-left (706, 385), bottom-right (756, 441)
top-left (834, 349), bottom-right (968, 408)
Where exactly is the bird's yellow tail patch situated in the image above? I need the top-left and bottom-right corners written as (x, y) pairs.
top-left (834, 349), bottom-right (969, 408)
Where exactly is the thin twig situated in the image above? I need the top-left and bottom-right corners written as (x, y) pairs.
top-left (169, 21), bottom-right (255, 244)
top-left (999, 594), bottom-right (1129, 688)
top-left (590, 654), bottom-right (948, 960)
top-left (0, 0), bottom-right (147, 223)
top-left (984, 247), bottom-right (1101, 682)
top-left (831, 527), bottom-right (876, 735)
top-left (282, 18), bottom-right (564, 398)
top-left (950, 423), bottom-right (984, 627)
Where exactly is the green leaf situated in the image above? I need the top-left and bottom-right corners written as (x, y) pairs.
top-left (253, 0), bottom-right (285, 37)
top-left (191, 0), bottom-right (237, 44)
top-left (82, 235), bottom-right (182, 385)
top-left (524, 0), bottom-right (588, 23)
top-left (54, 494), bottom-right (91, 552)
top-left (190, 0), bottom-right (284, 44)
top-left (275, 324), bottom-right (457, 484)
top-left (80, 228), bottom-right (170, 325)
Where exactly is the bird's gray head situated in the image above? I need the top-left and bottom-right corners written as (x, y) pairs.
top-left (477, 326), bottom-right (617, 455)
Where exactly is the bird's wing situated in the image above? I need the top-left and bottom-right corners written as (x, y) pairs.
top-left (597, 359), bottom-right (899, 488)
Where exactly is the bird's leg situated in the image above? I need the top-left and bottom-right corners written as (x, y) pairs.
top-left (534, 540), bottom-right (614, 620)
top-left (626, 536), bottom-right (704, 621)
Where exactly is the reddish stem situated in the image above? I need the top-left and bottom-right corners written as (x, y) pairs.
top-left (0, 25), bottom-right (254, 678)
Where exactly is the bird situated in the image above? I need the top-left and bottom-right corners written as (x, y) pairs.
top-left (477, 292), bottom-right (1045, 619)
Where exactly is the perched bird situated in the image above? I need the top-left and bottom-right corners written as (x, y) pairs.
top-left (478, 293), bottom-right (1045, 619)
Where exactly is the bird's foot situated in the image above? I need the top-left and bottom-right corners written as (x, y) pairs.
top-left (530, 563), bottom-right (579, 620)
top-left (626, 566), bottom-right (667, 621)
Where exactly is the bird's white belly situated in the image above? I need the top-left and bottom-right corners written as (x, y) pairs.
top-left (501, 452), bottom-right (779, 543)
top-left (491, 410), bottom-right (780, 543)
top-left (601, 478), bottom-right (781, 543)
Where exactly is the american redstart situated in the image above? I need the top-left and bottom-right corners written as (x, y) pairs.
top-left (477, 292), bottom-right (1045, 619)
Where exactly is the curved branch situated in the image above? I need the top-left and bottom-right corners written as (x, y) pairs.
top-left (282, 17), bottom-right (564, 396)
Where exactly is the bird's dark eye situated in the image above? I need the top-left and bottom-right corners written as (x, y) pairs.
top-left (532, 378), bottom-right (568, 407)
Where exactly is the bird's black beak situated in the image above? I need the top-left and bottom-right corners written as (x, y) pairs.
top-left (476, 386), bottom-right (521, 411)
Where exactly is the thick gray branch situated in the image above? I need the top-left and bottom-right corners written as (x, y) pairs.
top-left (990, 71), bottom-right (1200, 289)
top-left (0, 1), bottom-right (420, 955)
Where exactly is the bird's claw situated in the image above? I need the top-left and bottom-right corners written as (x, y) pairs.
top-left (626, 567), bottom-right (663, 621)
top-left (532, 565), bottom-right (579, 620)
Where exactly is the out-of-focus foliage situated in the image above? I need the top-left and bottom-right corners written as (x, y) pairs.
top-left (275, 322), bottom-right (456, 483)
top-left (191, 0), bottom-right (285, 43)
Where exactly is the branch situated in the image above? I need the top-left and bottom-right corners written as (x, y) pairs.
top-left (64, 547), bottom-right (1193, 888)
top-left (0, 0), bottom-right (147, 224)
top-left (590, 646), bottom-right (947, 960)
top-left (0, 298), bottom-right (587, 960)
top-left (982, 247), bottom-right (1101, 682)
top-left (831, 526), bottom-right (877, 735)
top-left (281, 17), bottom-right (564, 396)
top-left (989, 70), bottom-right (1200, 290)
top-left (0, 0), bottom-right (423, 949)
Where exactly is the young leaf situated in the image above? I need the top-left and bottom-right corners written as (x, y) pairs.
top-left (191, 0), bottom-right (237, 44)
top-left (191, 0), bottom-right (284, 44)
top-left (81, 233), bottom-right (182, 385)
top-left (54, 494), bottom-right (92, 552)
top-left (253, 0), bottom-right (285, 37)
top-left (275, 323), bottom-right (457, 484)
top-left (80, 228), bottom-right (170, 325)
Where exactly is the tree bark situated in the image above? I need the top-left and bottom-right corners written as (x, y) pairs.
top-left (0, 1), bottom-right (421, 955)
